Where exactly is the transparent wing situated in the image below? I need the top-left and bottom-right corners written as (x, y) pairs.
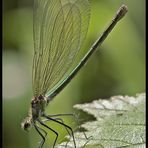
top-left (32, 0), bottom-right (90, 97)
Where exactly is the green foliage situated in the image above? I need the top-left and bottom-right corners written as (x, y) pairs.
top-left (59, 93), bottom-right (145, 147)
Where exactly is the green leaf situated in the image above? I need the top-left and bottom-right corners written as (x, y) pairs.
top-left (59, 93), bottom-right (145, 147)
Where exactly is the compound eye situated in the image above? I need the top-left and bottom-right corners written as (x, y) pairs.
top-left (24, 122), bottom-right (30, 130)
top-left (21, 119), bottom-right (32, 132)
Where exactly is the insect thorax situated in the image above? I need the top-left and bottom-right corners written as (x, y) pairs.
top-left (31, 95), bottom-right (48, 119)
top-left (21, 95), bottom-right (48, 131)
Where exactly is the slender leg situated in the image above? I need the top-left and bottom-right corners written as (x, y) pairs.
top-left (43, 114), bottom-right (76, 148)
top-left (49, 113), bottom-right (91, 138)
top-left (37, 119), bottom-right (58, 148)
top-left (43, 117), bottom-right (71, 140)
top-left (46, 113), bottom-right (92, 147)
top-left (48, 113), bottom-right (75, 118)
top-left (43, 117), bottom-right (71, 148)
top-left (34, 122), bottom-right (47, 148)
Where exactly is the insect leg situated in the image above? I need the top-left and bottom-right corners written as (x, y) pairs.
top-left (33, 122), bottom-right (47, 148)
top-left (48, 113), bottom-right (92, 144)
top-left (37, 119), bottom-right (58, 148)
top-left (43, 114), bottom-right (76, 148)
top-left (42, 117), bottom-right (72, 148)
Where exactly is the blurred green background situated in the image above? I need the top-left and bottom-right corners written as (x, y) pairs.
top-left (3, 0), bottom-right (145, 148)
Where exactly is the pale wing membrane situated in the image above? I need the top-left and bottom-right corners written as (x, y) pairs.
top-left (32, 0), bottom-right (90, 97)
top-left (41, 4), bottom-right (81, 94)
top-left (33, 0), bottom-right (64, 96)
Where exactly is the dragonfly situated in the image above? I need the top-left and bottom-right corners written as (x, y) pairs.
top-left (21, 0), bottom-right (128, 147)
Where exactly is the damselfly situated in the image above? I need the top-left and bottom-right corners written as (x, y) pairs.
top-left (21, 0), bottom-right (127, 147)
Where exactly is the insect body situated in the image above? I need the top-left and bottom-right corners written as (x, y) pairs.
top-left (21, 0), bottom-right (127, 147)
